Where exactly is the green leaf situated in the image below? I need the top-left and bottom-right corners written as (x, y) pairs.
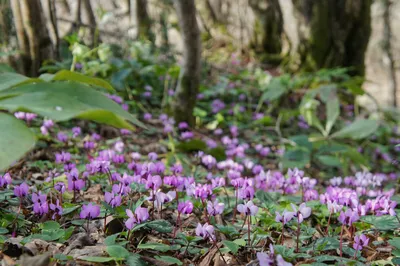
top-left (79, 256), bottom-right (115, 263)
top-left (177, 139), bottom-right (207, 152)
top-left (106, 245), bottom-right (130, 259)
top-left (104, 234), bottom-right (118, 246)
top-left (155, 256), bottom-right (183, 265)
top-left (317, 155), bottom-right (342, 167)
top-left (52, 70), bottom-right (115, 92)
top-left (0, 113), bottom-right (36, 170)
top-left (127, 254), bottom-right (147, 266)
top-left (222, 240), bottom-right (239, 254)
top-left (282, 149), bottom-right (310, 168)
top-left (360, 215), bottom-right (400, 231)
top-left (138, 242), bottom-right (171, 252)
top-left (132, 220), bottom-right (173, 233)
top-left (388, 238), bottom-right (400, 250)
top-left (0, 72), bottom-right (41, 91)
top-left (0, 82), bottom-right (144, 129)
top-left (41, 221), bottom-right (61, 230)
top-left (0, 63), bottom-right (16, 73)
top-left (325, 96), bottom-right (340, 135)
top-left (332, 119), bottom-right (379, 140)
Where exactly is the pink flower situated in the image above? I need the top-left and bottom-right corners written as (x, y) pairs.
top-left (291, 203), bottom-right (311, 223)
top-left (195, 223), bottom-right (215, 240)
top-left (353, 234), bottom-right (369, 250)
top-left (207, 200), bottom-right (225, 216)
top-left (178, 200), bottom-right (193, 215)
top-left (125, 207), bottom-right (149, 230)
top-left (14, 182), bottom-right (29, 198)
top-left (275, 210), bottom-right (295, 225)
top-left (237, 201), bottom-right (258, 216)
top-left (80, 203), bottom-right (100, 220)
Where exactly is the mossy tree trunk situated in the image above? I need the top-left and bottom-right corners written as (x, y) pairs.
top-left (291, 0), bottom-right (372, 76)
top-left (172, 0), bottom-right (201, 125)
top-left (249, 0), bottom-right (283, 64)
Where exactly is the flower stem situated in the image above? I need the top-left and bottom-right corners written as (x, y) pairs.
top-left (340, 224), bottom-right (345, 257)
top-left (280, 221), bottom-right (285, 245)
top-left (325, 211), bottom-right (332, 236)
top-left (232, 188), bottom-right (238, 223)
top-left (247, 216), bottom-right (251, 248)
top-left (296, 217), bottom-right (300, 253)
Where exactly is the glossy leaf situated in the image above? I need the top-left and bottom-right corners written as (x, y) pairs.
top-left (52, 70), bottom-right (115, 92)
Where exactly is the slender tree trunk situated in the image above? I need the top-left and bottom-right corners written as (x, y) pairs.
top-left (383, 0), bottom-right (397, 107)
top-left (135, 0), bottom-right (153, 42)
top-left (249, 0), bottom-right (283, 64)
top-left (10, 0), bottom-right (31, 74)
top-left (59, 0), bottom-right (71, 15)
top-left (172, 0), bottom-right (201, 125)
top-left (82, 0), bottom-right (98, 46)
top-left (19, 0), bottom-right (54, 76)
top-left (291, 0), bottom-right (372, 76)
top-left (47, 0), bottom-right (60, 59)
top-left (67, 0), bottom-right (82, 36)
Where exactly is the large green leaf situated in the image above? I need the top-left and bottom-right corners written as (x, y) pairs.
top-left (52, 70), bottom-right (115, 92)
top-left (0, 82), bottom-right (144, 129)
top-left (0, 113), bottom-right (36, 170)
top-left (0, 72), bottom-right (42, 91)
top-left (331, 119), bottom-right (379, 140)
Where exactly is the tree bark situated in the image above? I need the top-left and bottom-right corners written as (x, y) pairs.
top-left (291, 0), bottom-right (372, 76)
top-left (82, 0), bottom-right (98, 46)
top-left (249, 0), bottom-right (283, 64)
top-left (135, 0), bottom-right (153, 41)
top-left (19, 0), bottom-right (54, 76)
top-left (172, 0), bottom-right (201, 125)
top-left (47, 0), bottom-right (60, 59)
top-left (383, 0), bottom-right (397, 107)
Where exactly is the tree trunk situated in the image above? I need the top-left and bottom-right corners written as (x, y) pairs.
top-left (291, 0), bottom-right (372, 76)
top-left (47, 0), bottom-right (60, 59)
top-left (249, 0), bottom-right (283, 64)
top-left (19, 0), bottom-right (54, 76)
top-left (59, 0), bottom-right (71, 15)
top-left (82, 0), bottom-right (98, 47)
top-left (135, 0), bottom-right (153, 42)
top-left (172, 0), bottom-right (201, 125)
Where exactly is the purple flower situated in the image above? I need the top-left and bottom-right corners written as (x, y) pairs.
top-left (67, 168), bottom-right (85, 191)
top-left (14, 182), bottom-right (29, 197)
top-left (194, 184), bottom-right (212, 200)
top-left (291, 203), bottom-right (311, 223)
top-left (202, 155), bottom-right (216, 169)
top-left (211, 99), bottom-right (225, 113)
top-left (33, 202), bottom-right (49, 215)
top-left (276, 254), bottom-right (293, 266)
top-left (178, 200), bottom-right (193, 215)
top-left (25, 113), bottom-right (37, 121)
top-left (43, 119), bottom-right (54, 128)
top-left (55, 151), bottom-right (71, 164)
top-left (0, 173), bottom-right (12, 188)
top-left (237, 201), bottom-right (258, 216)
top-left (275, 210), bottom-right (295, 225)
top-left (257, 251), bottom-right (274, 266)
top-left (170, 163), bottom-right (183, 175)
top-left (148, 152), bottom-right (158, 161)
top-left (178, 122), bottom-right (189, 129)
top-left (181, 131), bottom-right (194, 140)
top-left (195, 223), bottom-right (215, 240)
top-left (80, 203), bottom-right (100, 219)
top-left (49, 200), bottom-right (63, 220)
top-left (207, 200), bottom-right (225, 216)
top-left (142, 91), bottom-right (152, 98)
top-left (14, 112), bottom-right (26, 120)
top-left (91, 133), bottom-right (101, 141)
top-left (145, 175), bottom-right (162, 190)
top-left (72, 127), bottom-right (81, 138)
top-left (54, 182), bottom-right (66, 193)
top-left (120, 129), bottom-right (131, 135)
top-left (125, 207), bottom-right (150, 229)
top-left (114, 141), bottom-right (124, 153)
top-left (143, 113), bottom-right (152, 120)
top-left (84, 141), bottom-right (95, 150)
top-left (338, 209), bottom-right (359, 226)
top-left (57, 132), bottom-right (68, 143)
top-left (353, 234), bottom-right (369, 250)
top-left (238, 185), bottom-right (255, 200)
top-left (105, 191), bottom-right (122, 208)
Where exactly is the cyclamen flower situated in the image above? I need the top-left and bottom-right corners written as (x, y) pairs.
top-left (291, 203), bottom-right (312, 223)
top-left (120, 129), bottom-right (131, 135)
top-left (275, 210), bottom-right (295, 225)
top-left (67, 169), bottom-right (85, 191)
top-left (14, 182), bottom-right (29, 198)
top-left (80, 203), bottom-right (100, 219)
top-left (49, 200), bottom-right (63, 220)
top-left (276, 255), bottom-right (293, 266)
top-left (237, 201), bottom-right (259, 216)
top-left (143, 113), bottom-right (152, 120)
top-left (353, 234), bottom-right (369, 250)
top-left (170, 163), bottom-right (183, 175)
top-left (178, 122), bottom-right (189, 129)
top-left (57, 132), bottom-right (68, 143)
top-left (338, 209), bottom-right (359, 226)
top-left (181, 131), bottom-right (194, 140)
top-left (55, 151), bottom-right (71, 164)
top-left (54, 182), bottom-right (66, 193)
top-left (145, 175), bottom-right (162, 190)
top-left (104, 191), bottom-right (122, 208)
top-left (178, 200), bottom-right (193, 215)
top-left (0, 173), bottom-right (12, 188)
top-left (125, 207), bottom-right (150, 230)
top-left (207, 200), bottom-right (225, 216)
top-left (195, 223), bottom-right (215, 240)
top-left (148, 152), bottom-right (158, 161)
top-left (202, 155), bottom-right (216, 169)
top-left (72, 127), bottom-right (81, 137)
top-left (114, 141), bottom-right (124, 153)
top-left (257, 251), bottom-right (274, 266)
